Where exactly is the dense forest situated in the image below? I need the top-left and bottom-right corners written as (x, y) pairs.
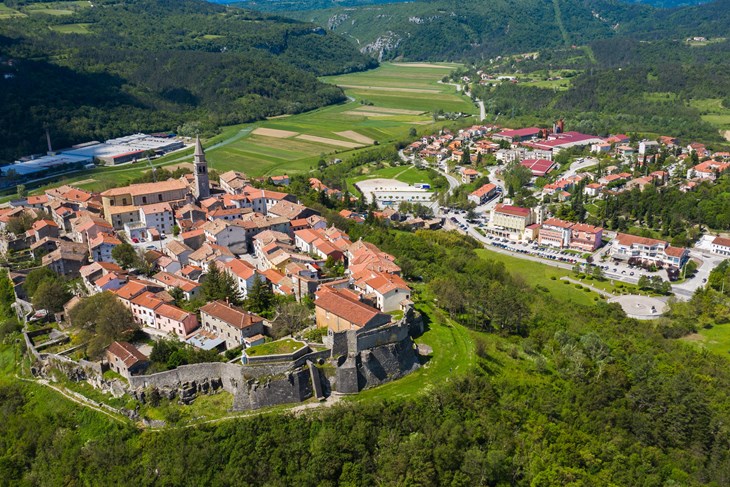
top-left (2, 226), bottom-right (730, 484)
top-left (0, 0), bottom-right (376, 163)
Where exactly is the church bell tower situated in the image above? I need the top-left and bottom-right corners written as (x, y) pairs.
top-left (193, 135), bottom-right (210, 200)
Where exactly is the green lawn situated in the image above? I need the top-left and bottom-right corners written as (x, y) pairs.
top-left (246, 338), bottom-right (305, 357)
top-left (0, 2), bottom-right (24, 17)
top-left (687, 324), bottom-right (730, 357)
top-left (477, 248), bottom-right (628, 305)
top-left (350, 302), bottom-right (477, 404)
top-left (690, 98), bottom-right (730, 136)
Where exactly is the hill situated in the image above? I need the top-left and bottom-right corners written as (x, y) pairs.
top-left (283, 0), bottom-right (651, 61)
top-left (0, 0), bottom-right (376, 163)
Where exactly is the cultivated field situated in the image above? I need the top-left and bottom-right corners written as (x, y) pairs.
top-left (203, 62), bottom-right (477, 176)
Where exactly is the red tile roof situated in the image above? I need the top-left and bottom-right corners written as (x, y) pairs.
top-left (200, 300), bottom-right (263, 330)
top-left (315, 287), bottom-right (388, 329)
top-left (494, 204), bottom-right (530, 217)
top-left (107, 341), bottom-right (147, 367)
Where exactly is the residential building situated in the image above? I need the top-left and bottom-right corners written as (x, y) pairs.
top-left (155, 304), bottom-right (199, 338)
top-left (314, 287), bottom-right (391, 333)
top-left (468, 183), bottom-right (498, 205)
top-left (569, 223), bottom-right (603, 252)
top-left (200, 300), bottom-right (265, 350)
top-left (489, 204), bottom-right (538, 239)
top-left (538, 218), bottom-right (573, 248)
top-left (140, 202), bottom-right (174, 235)
top-left (106, 341), bottom-right (149, 379)
top-left (88, 232), bottom-right (122, 263)
top-left (710, 237), bottom-right (730, 256)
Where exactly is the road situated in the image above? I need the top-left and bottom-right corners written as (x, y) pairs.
top-left (562, 157), bottom-right (599, 179)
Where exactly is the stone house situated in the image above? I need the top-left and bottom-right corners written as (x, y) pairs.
top-left (200, 300), bottom-right (265, 350)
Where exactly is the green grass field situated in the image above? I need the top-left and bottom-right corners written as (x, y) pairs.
top-left (203, 62), bottom-right (475, 176)
top-left (0, 2), bottom-right (24, 17)
top-left (690, 98), bottom-right (730, 139)
top-left (685, 324), bottom-right (730, 357)
top-left (476, 248), bottom-right (642, 305)
top-left (49, 22), bottom-right (92, 33)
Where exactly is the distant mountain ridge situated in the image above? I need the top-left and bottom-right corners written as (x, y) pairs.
top-left (217, 0), bottom-right (710, 11)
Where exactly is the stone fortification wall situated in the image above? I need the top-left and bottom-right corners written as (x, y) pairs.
top-left (129, 362), bottom-right (244, 394)
top-left (232, 368), bottom-right (313, 411)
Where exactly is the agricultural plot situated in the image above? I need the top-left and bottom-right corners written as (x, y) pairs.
top-left (203, 62), bottom-right (475, 176)
top-left (0, 2), bottom-right (24, 18)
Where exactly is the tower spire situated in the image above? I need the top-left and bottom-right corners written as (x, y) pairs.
top-left (193, 135), bottom-right (210, 200)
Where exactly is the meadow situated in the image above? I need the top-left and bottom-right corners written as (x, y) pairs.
top-left (690, 98), bottom-right (730, 140)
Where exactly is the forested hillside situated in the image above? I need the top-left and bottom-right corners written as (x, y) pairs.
top-left (0, 0), bottom-right (376, 163)
top-left (285, 0), bottom-right (650, 61)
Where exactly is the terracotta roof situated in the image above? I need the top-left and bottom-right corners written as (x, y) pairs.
top-left (571, 223), bottom-right (602, 234)
top-left (101, 179), bottom-right (188, 198)
top-left (156, 303), bottom-right (191, 322)
top-left (615, 233), bottom-right (665, 248)
top-left (200, 300), bottom-right (263, 330)
top-left (713, 237), bottom-right (730, 247)
top-left (222, 258), bottom-right (256, 280)
top-left (315, 287), bottom-right (388, 329)
top-left (140, 202), bottom-right (171, 215)
top-left (153, 271), bottom-right (199, 292)
top-left (664, 246), bottom-right (687, 258)
top-left (131, 291), bottom-right (164, 310)
top-left (494, 204), bottom-right (530, 217)
top-left (470, 183), bottom-right (497, 198)
top-left (107, 341), bottom-right (147, 367)
top-left (542, 218), bottom-right (573, 229)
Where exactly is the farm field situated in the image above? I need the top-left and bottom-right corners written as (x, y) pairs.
top-left (203, 62), bottom-right (476, 176)
top-left (0, 2), bottom-right (24, 18)
top-left (49, 22), bottom-right (92, 33)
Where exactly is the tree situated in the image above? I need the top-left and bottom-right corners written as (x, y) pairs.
top-left (31, 279), bottom-right (70, 313)
top-left (591, 266), bottom-right (604, 281)
top-left (271, 301), bottom-right (313, 339)
top-left (23, 267), bottom-right (58, 297)
top-left (408, 127), bottom-right (417, 137)
top-left (16, 185), bottom-right (26, 199)
top-left (202, 262), bottom-right (242, 305)
top-left (6, 213), bottom-right (35, 236)
top-left (111, 242), bottom-right (139, 269)
top-left (245, 276), bottom-right (275, 315)
top-left (69, 292), bottom-right (138, 358)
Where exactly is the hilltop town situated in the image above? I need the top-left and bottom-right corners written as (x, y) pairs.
top-left (4, 106), bottom-right (730, 415)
